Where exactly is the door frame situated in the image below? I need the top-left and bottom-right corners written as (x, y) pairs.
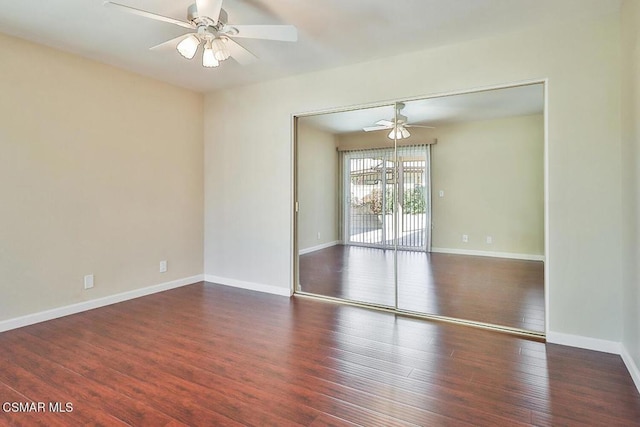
top-left (292, 79), bottom-right (549, 340)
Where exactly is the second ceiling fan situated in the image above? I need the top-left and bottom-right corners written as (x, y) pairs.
top-left (363, 103), bottom-right (434, 139)
top-left (104, 0), bottom-right (298, 68)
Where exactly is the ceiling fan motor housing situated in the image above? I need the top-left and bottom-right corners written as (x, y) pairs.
top-left (188, 3), bottom-right (228, 28)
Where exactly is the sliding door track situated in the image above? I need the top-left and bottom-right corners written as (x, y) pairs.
top-left (294, 291), bottom-right (546, 342)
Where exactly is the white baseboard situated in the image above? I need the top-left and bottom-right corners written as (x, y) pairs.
top-left (546, 331), bottom-right (622, 354)
top-left (621, 344), bottom-right (640, 394)
top-left (431, 247), bottom-right (545, 262)
top-left (204, 274), bottom-right (293, 297)
top-left (299, 240), bottom-right (340, 255)
top-left (547, 331), bottom-right (640, 394)
top-left (0, 274), bottom-right (204, 333)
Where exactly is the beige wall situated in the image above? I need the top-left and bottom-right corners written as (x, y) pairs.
top-left (0, 33), bottom-right (204, 321)
top-left (621, 0), bottom-right (640, 379)
top-left (430, 114), bottom-right (544, 256)
top-left (204, 8), bottom-right (623, 341)
top-left (296, 121), bottom-right (339, 251)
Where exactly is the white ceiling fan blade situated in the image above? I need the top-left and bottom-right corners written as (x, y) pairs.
top-left (225, 38), bottom-right (258, 65)
top-left (405, 124), bottom-right (435, 129)
top-left (230, 25), bottom-right (298, 42)
top-left (149, 34), bottom-right (195, 51)
top-left (376, 120), bottom-right (394, 127)
top-left (196, 0), bottom-right (223, 21)
top-left (103, 1), bottom-right (193, 29)
top-left (363, 125), bottom-right (392, 132)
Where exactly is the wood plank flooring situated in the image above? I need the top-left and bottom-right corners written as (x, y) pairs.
top-left (299, 245), bottom-right (545, 332)
top-left (1, 282), bottom-right (638, 426)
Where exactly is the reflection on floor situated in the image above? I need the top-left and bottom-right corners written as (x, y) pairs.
top-left (299, 245), bottom-right (545, 332)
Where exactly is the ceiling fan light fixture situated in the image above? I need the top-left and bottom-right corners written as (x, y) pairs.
top-left (202, 43), bottom-right (220, 67)
top-left (212, 37), bottom-right (231, 61)
top-left (177, 34), bottom-right (200, 59)
top-left (105, 0), bottom-right (299, 70)
top-left (388, 126), bottom-right (410, 140)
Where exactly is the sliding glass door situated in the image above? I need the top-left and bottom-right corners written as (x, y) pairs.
top-left (344, 146), bottom-right (430, 251)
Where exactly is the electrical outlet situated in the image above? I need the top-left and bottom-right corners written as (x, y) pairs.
top-left (439, 190), bottom-right (445, 198)
top-left (462, 234), bottom-right (469, 243)
top-left (486, 236), bottom-right (493, 244)
top-left (159, 260), bottom-right (167, 273)
top-left (84, 274), bottom-right (94, 290)
top-left (317, 232), bottom-right (321, 240)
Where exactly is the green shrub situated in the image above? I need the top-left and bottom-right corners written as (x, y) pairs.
top-left (404, 186), bottom-right (426, 214)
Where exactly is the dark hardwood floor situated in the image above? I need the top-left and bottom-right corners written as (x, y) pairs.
top-left (300, 245), bottom-right (545, 332)
top-left (1, 282), bottom-right (639, 426)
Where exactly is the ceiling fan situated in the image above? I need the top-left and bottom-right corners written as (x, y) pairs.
top-left (104, 0), bottom-right (298, 68)
top-left (363, 103), bottom-right (434, 139)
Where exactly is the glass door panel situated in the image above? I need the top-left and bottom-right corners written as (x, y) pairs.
top-left (345, 149), bottom-right (401, 249)
top-left (396, 148), bottom-right (430, 250)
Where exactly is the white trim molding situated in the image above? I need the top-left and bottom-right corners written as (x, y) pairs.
top-left (204, 275), bottom-right (293, 297)
top-left (621, 345), bottom-right (640, 394)
top-left (431, 247), bottom-right (545, 262)
top-left (547, 332), bottom-right (640, 394)
top-left (299, 240), bottom-right (340, 255)
top-left (0, 275), bottom-right (204, 333)
top-left (546, 331), bottom-right (621, 354)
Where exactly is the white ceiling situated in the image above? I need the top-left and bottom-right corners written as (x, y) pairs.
top-left (301, 83), bottom-right (544, 134)
top-left (0, 0), bottom-right (618, 93)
